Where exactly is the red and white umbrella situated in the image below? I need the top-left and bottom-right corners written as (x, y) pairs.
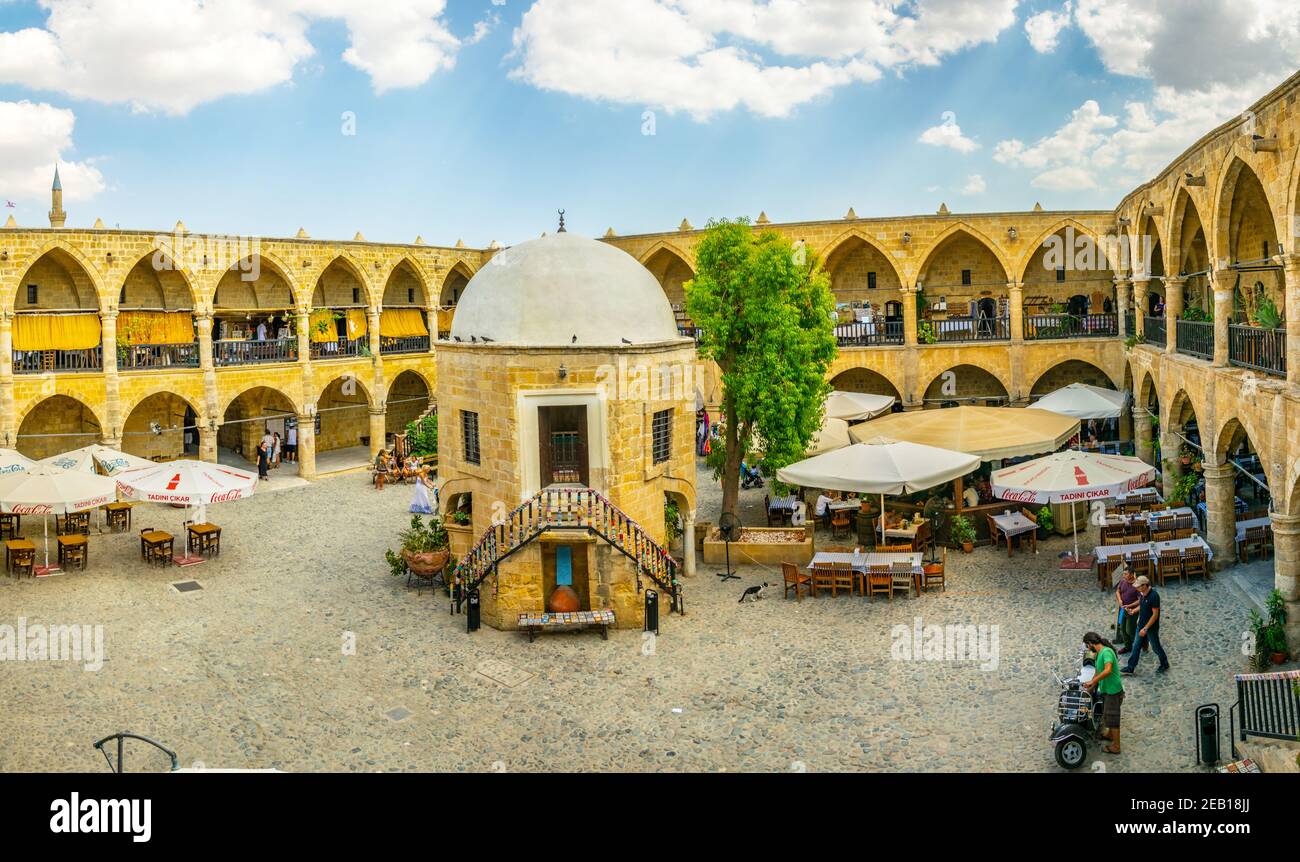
top-left (992, 450), bottom-right (1156, 560)
top-left (116, 460), bottom-right (257, 557)
top-left (0, 466), bottom-right (118, 569)
top-left (0, 448), bottom-right (36, 477)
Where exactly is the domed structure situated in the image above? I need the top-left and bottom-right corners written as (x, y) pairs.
top-left (449, 232), bottom-right (681, 346)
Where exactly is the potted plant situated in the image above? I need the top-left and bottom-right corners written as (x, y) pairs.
top-left (951, 514), bottom-right (975, 553)
top-left (1036, 505), bottom-right (1055, 539)
top-left (918, 321), bottom-right (939, 345)
top-left (385, 514), bottom-right (450, 578)
top-left (1256, 295), bottom-right (1282, 331)
top-left (664, 497), bottom-right (682, 552)
top-left (1251, 589), bottom-right (1290, 666)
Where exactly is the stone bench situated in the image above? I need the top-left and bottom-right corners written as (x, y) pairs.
top-left (518, 609), bottom-right (615, 643)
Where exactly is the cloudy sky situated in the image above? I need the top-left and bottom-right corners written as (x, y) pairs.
top-left (0, 0), bottom-right (1297, 246)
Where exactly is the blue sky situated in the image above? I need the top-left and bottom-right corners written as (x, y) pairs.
top-left (0, 1), bottom-right (1293, 246)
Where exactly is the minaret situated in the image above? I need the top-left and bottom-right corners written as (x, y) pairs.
top-left (48, 165), bottom-right (66, 228)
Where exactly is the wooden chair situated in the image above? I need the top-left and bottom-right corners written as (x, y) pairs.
top-left (9, 547), bottom-right (34, 578)
top-left (1096, 557), bottom-right (1119, 591)
top-left (1156, 549), bottom-right (1183, 586)
top-left (1122, 533), bottom-right (1146, 545)
top-left (889, 560), bottom-right (914, 599)
top-left (1101, 525), bottom-right (1126, 546)
top-left (1151, 528), bottom-right (1175, 543)
top-left (809, 563), bottom-right (837, 597)
top-left (781, 562), bottom-right (811, 601)
top-left (865, 565), bottom-right (890, 601)
top-left (1128, 550), bottom-right (1152, 582)
top-left (881, 542), bottom-right (915, 554)
top-left (922, 547), bottom-right (946, 593)
top-left (1182, 549), bottom-right (1210, 582)
top-left (766, 495), bottom-right (784, 528)
top-left (61, 541), bottom-right (87, 572)
top-left (830, 510), bottom-right (851, 539)
top-left (1173, 527), bottom-right (1194, 540)
top-left (829, 561), bottom-right (855, 597)
top-left (1239, 525), bottom-right (1270, 563)
top-left (1173, 514), bottom-right (1196, 532)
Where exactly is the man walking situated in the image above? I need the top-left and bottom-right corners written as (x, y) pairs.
top-left (1121, 576), bottom-right (1169, 675)
top-left (1114, 565), bottom-right (1141, 654)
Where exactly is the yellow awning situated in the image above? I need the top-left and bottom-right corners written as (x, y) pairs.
top-left (117, 311), bottom-right (195, 345)
top-left (380, 308), bottom-right (427, 338)
top-left (14, 314), bottom-right (102, 351)
top-left (345, 309), bottom-right (368, 340)
top-left (848, 406), bottom-right (1080, 461)
top-left (309, 309), bottom-right (337, 343)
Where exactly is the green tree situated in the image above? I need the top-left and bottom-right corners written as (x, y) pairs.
top-left (686, 218), bottom-right (837, 520)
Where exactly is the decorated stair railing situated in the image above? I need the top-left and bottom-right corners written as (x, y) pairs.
top-left (452, 487), bottom-right (683, 616)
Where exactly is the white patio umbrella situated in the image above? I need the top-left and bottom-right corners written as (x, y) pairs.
top-left (1032, 383), bottom-right (1128, 420)
top-left (114, 460), bottom-right (257, 554)
top-left (0, 449), bottom-right (36, 477)
top-left (39, 444), bottom-right (154, 476)
top-left (991, 449), bottom-right (1156, 561)
top-left (0, 466), bottom-right (117, 569)
top-left (806, 416), bottom-right (852, 456)
top-left (777, 437), bottom-right (980, 543)
top-left (824, 390), bottom-right (895, 422)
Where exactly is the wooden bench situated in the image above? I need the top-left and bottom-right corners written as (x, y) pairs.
top-left (518, 609), bottom-right (615, 642)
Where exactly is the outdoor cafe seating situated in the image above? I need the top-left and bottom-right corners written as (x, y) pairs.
top-left (0, 513), bottom-right (19, 541)
top-left (185, 521), bottom-right (222, 557)
top-left (7, 543), bottom-right (34, 578)
top-left (140, 528), bottom-right (174, 567)
top-left (56, 511), bottom-right (90, 536)
top-left (57, 533), bottom-right (88, 571)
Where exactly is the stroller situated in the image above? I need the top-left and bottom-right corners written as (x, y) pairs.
top-left (740, 460), bottom-right (764, 489)
top-left (1048, 648), bottom-right (1106, 769)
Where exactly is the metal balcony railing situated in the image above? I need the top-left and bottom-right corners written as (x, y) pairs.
top-left (119, 342), bottom-right (199, 369)
top-left (1175, 319), bottom-right (1214, 360)
top-left (1024, 313), bottom-right (1118, 340)
top-left (310, 337), bottom-right (364, 359)
top-left (214, 338), bottom-right (298, 366)
top-left (1143, 316), bottom-right (1165, 346)
top-left (926, 316), bottom-right (1010, 343)
top-left (380, 335), bottom-right (430, 355)
top-left (13, 347), bottom-right (103, 374)
top-left (835, 319), bottom-right (904, 347)
top-left (1228, 324), bottom-right (1286, 377)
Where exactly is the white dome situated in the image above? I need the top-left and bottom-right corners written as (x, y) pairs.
top-left (449, 233), bottom-right (682, 346)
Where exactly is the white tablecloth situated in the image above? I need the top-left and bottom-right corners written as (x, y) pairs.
top-left (1094, 535), bottom-right (1213, 562)
top-left (1115, 487), bottom-right (1162, 504)
top-left (812, 551), bottom-right (922, 575)
top-left (991, 511), bottom-right (1037, 538)
top-left (1105, 506), bottom-right (1195, 527)
top-left (1235, 516), bottom-right (1272, 542)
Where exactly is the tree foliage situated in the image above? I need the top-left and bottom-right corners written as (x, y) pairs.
top-left (686, 218), bottom-right (837, 517)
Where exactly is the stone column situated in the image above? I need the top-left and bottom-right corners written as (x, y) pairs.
top-left (1115, 277), bottom-right (1131, 337)
top-left (1201, 462), bottom-right (1237, 568)
top-left (1160, 424), bottom-right (1182, 498)
top-left (369, 406), bottom-right (386, 457)
top-left (1132, 405), bottom-right (1153, 465)
top-left (426, 306), bottom-right (438, 351)
top-left (367, 307), bottom-right (383, 359)
top-left (1132, 279), bottom-right (1149, 337)
top-left (198, 424), bottom-right (218, 462)
top-left (682, 510), bottom-right (696, 577)
top-left (1164, 278), bottom-right (1183, 354)
top-left (1284, 256), bottom-right (1300, 386)
top-left (1007, 281), bottom-right (1024, 344)
top-left (1212, 270), bottom-right (1233, 367)
top-left (1269, 512), bottom-right (1300, 648)
top-left (195, 310), bottom-right (219, 441)
top-left (295, 306), bottom-right (312, 366)
top-left (100, 309), bottom-right (121, 447)
top-left (0, 310), bottom-right (14, 447)
top-left (901, 286), bottom-right (919, 347)
top-left (296, 411), bottom-right (317, 480)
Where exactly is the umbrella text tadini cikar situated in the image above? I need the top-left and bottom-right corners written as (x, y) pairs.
top-left (115, 461), bottom-right (258, 556)
top-left (0, 467), bottom-right (118, 570)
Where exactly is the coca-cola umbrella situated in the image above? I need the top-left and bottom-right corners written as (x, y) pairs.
top-left (39, 444), bottom-right (154, 476)
top-left (991, 450), bottom-right (1156, 562)
top-left (0, 466), bottom-right (117, 570)
top-left (115, 460), bottom-right (257, 555)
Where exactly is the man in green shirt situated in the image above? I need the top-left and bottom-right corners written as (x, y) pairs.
top-left (1083, 631), bottom-right (1124, 754)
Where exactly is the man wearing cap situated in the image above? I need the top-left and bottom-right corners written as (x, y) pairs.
top-left (1121, 576), bottom-right (1170, 675)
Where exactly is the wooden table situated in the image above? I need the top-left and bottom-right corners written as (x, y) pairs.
top-left (1235, 516), bottom-right (1272, 542)
top-left (990, 511), bottom-right (1037, 556)
top-left (57, 533), bottom-right (88, 569)
top-left (5, 538), bottom-right (34, 575)
top-left (140, 531), bottom-right (174, 566)
top-left (1093, 535), bottom-right (1214, 563)
top-left (811, 551), bottom-right (923, 596)
top-left (103, 502), bottom-right (133, 533)
top-left (1115, 487), bottom-right (1162, 505)
top-left (187, 523), bottom-right (221, 556)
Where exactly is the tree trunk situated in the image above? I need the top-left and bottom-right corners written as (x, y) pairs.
top-left (720, 391), bottom-right (742, 521)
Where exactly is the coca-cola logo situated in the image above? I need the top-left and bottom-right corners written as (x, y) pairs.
top-left (10, 504), bottom-right (53, 515)
top-left (997, 490), bottom-right (1040, 503)
top-left (209, 490), bottom-right (243, 503)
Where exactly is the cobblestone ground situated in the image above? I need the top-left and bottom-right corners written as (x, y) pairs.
top-left (0, 463), bottom-right (1257, 772)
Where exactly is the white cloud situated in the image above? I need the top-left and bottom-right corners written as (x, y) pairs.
top-left (509, 0), bottom-right (1019, 119)
top-left (919, 111), bottom-right (979, 153)
top-left (0, 0), bottom-right (465, 115)
top-left (1024, 2), bottom-right (1072, 53)
top-left (0, 100), bottom-right (104, 204)
top-left (961, 174), bottom-right (987, 195)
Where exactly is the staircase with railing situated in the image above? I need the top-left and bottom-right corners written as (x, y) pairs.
top-left (453, 487), bottom-right (683, 618)
top-left (1229, 668), bottom-right (1300, 758)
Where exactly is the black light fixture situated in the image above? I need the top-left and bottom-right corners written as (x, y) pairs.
top-left (558, 363), bottom-right (567, 380)
top-left (902, 231), bottom-right (911, 245)
top-left (1007, 227), bottom-right (1018, 240)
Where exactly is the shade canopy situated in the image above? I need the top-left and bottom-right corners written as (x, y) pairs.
top-left (849, 406), bottom-right (1079, 461)
top-left (1032, 383), bottom-right (1128, 420)
top-left (115, 460), bottom-right (258, 507)
top-left (0, 466), bottom-right (117, 514)
top-left (0, 449), bottom-right (36, 477)
top-left (39, 444), bottom-right (155, 476)
top-left (991, 450), bottom-right (1157, 506)
top-left (807, 416), bottom-right (852, 456)
top-left (824, 390), bottom-right (895, 422)
top-left (777, 437), bottom-right (981, 495)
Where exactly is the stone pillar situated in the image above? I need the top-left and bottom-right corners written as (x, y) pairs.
top-left (1284, 256), bottom-right (1300, 386)
top-left (1269, 512), bottom-right (1300, 648)
top-left (1160, 425), bottom-right (1182, 498)
top-left (1201, 462), bottom-right (1237, 568)
top-left (426, 306), bottom-right (438, 351)
top-left (1212, 270), bottom-right (1233, 367)
top-left (1132, 279), bottom-right (1149, 337)
top-left (0, 310), bottom-right (13, 448)
top-left (682, 510), bottom-right (696, 577)
top-left (1132, 406), bottom-right (1153, 465)
top-left (367, 307), bottom-right (383, 359)
top-left (1164, 278), bottom-right (1183, 354)
top-left (100, 309), bottom-right (121, 447)
top-left (1007, 281), bottom-right (1024, 344)
top-left (295, 306), bottom-right (312, 366)
top-left (195, 310), bottom-right (220, 441)
top-left (901, 286), bottom-right (919, 347)
top-left (296, 411), bottom-right (317, 480)
top-left (198, 424), bottom-right (218, 462)
top-left (1115, 277), bottom-right (1130, 337)
top-left (369, 406), bottom-right (386, 457)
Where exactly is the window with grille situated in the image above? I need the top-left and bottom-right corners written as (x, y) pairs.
top-left (26, 284), bottom-right (37, 304)
top-left (652, 409), bottom-right (672, 464)
top-left (867, 271), bottom-right (877, 290)
top-left (961, 269), bottom-right (971, 286)
top-left (1056, 267), bottom-right (1066, 282)
top-left (352, 287), bottom-right (360, 304)
top-left (461, 410), bottom-right (481, 465)
top-left (408, 288), bottom-right (415, 303)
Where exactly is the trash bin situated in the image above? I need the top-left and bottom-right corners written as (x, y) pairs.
top-left (1196, 703), bottom-right (1220, 765)
top-left (644, 589), bottom-right (659, 635)
top-left (466, 589), bottom-right (481, 633)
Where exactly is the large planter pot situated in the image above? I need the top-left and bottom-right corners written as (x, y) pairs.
top-left (403, 548), bottom-right (449, 576)
top-left (1270, 651), bottom-right (1287, 665)
top-left (961, 541), bottom-right (974, 554)
top-left (444, 520), bottom-right (473, 558)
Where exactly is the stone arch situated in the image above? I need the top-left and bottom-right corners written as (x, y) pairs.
top-left (439, 261), bottom-right (474, 308)
top-left (316, 373), bottom-right (374, 453)
top-left (218, 385), bottom-right (300, 464)
top-left (1167, 187), bottom-right (1212, 276)
top-left (822, 229), bottom-right (906, 305)
top-left (1164, 387), bottom-right (1203, 434)
top-left (120, 384), bottom-right (206, 427)
top-left (1015, 218), bottom-right (1116, 284)
top-left (641, 243), bottom-right (696, 307)
top-left (381, 257), bottom-right (430, 309)
top-left (11, 242), bottom-right (104, 312)
top-left (121, 389), bottom-right (204, 461)
top-left (313, 253), bottom-right (374, 310)
top-left (385, 368), bottom-right (433, 435)
top-left (1028, 359), bottom-right (1119, 397)
top-left (1215, 155), bottom-right (1284, 323)
top-left (829, 366), bottom-right (903, 401)
top-left (1213, 414), bottom-right (1267, 465)
top-left (212, 250), bottom-right (301, 309)
top-left (15, 394), bottom-right (105, 460)
top-left (118, 250), bottom-right (199, 311)
top-left (218, 384), bottom-right (301, 426)
top-left (922, 364), bottom-right (1010, 405)
top-left (915, 223), bottom-right (1011, 291)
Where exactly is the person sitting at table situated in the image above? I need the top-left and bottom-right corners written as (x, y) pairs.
top-left (976, 476), bottom-right (994, 504)
top-left (814, 491), bottom-right (834, 530)
top-left (962, 483), bottom-right (979, 508)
